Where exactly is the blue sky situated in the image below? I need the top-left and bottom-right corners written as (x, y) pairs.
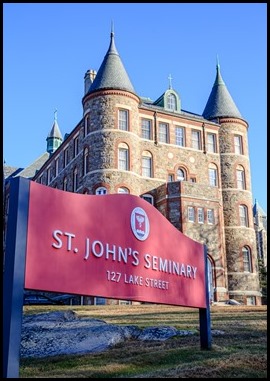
top-left (3, 3), bottom-right (267, 211)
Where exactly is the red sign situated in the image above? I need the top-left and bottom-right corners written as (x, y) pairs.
top-left (24, 182), bottom-right (206, 308)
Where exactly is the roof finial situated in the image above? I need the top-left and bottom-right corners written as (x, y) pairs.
top-left (216, 54), bottom-right (220, 68)
top-left (54, 108), bottom-right (57, 122)
top-left (111, 20), bottom-right (114, 37)
top-left (168, 74), bottom-right (173, 89)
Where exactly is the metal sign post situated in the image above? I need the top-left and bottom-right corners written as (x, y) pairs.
top-left (199, 245), bottom-right (212, 349)
top-left (3, 177), bottom-right (30, 378)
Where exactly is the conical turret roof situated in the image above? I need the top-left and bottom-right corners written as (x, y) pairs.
top-left (202, 63), bottom-right (242, 120)
top-left (47, 111), bottom-right (62, 140)
top-left (88, 29), bottom-right (136, 95)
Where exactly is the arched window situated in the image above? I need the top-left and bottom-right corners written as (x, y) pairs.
top-left (167, 93), bottom-right (177, 111)
top-left (84, 114), bottom-right (90, 136)
top-left (83, 147), bottom-right (89, 176)
top-left (142, 151), bottom-right (153, 177)
top-left (141, 194), bottom-right (154, 205)
top-left (95, 187), bottom-right (107, 195)
top-left (236, 165), bottom-right (246, 190)
top-left (176, 167), bottom-right (186, 181)
top-left (239, 205), bottom-right (249, 227)
top-left (242, 246), bottom-right (252, 272)
top-left (118, 187), bottom-right (129, 194)
top-left (208, 163), bottom-right (218, 187)
top-left (73, 167), bottom-right (78, 192)
top-left (118, 143), bottom-right (129, 170)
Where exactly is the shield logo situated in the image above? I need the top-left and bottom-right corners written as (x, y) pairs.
top-left (135, 212), bottom-right (145, 237)
top-left (131, 207), bottom-right (150, 241)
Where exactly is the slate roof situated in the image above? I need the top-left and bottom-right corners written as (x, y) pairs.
top-left (4, 152), bottom-right (50, 181)
top-left (88, 30), bottom-right (136, 95)
top-left (253, 199), bottom-right (267, 217)
top-left (202, 64), bottom-right (242, 120)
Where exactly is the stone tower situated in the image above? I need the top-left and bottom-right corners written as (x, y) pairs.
top-left (203, 62), bottom-right (261, 304)
top-left (81, 29), bottom-right (142, 195)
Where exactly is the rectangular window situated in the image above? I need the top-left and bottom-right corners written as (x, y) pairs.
top-left (175, 126), bottom-right (185, 146)
top-left (141, 119), bottom-right (152, 139)
top-left (73, 169), bottom-right (78, 192)
top-left (246, 296), bottom-right (255, 305)
top-left (159, 123), bottom-right (169, 143)
top-left (118, 148), bottom-right (128, 170)
top-left (64, 147), bottom-right (68, 167)
top-left (188, 207), bottom-right (195, 222)
top-left (74, 135), bottom-right (79, 157)
top-left (142, 156), bottom-right (152, 177)
top-left (47, 167), bottom-right (51, 185)
top-left (55, 157), bottom-right (59, 176)
top-left (209, 168), bottom-right (218, 186)
top-left (119, 109), bottom-right (128, 131)
top-left (168, 174), bottom-right (174, 182)
top-left (234, 135), bottom-right (243, 154)
top-left (191, 130), bottom-right (201, 150)
top-left (207, 209), bottom-right (215, 224)
top-left (239, 205), bottom-right (248, 227)
top-left (237, 169), bottom-right (245, 189)
top-left (198, 208), bottom-right (204, 224)
top-left (84, 115), bottom-right (90, 136)
top-left (207, 133), bottom-right (217, 153)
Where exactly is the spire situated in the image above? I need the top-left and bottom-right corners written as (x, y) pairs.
top-left (202, 60), bottom-right (242, 120)
top-left (87, 26), bottom-right (136, 95)
top-left (46, 109), bottom-right (63, 155)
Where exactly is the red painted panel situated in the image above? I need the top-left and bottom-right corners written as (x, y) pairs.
top-left (25, 182), bottom-right (206, 308)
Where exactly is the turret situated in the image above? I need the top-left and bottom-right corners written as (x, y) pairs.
top-left (46, 110), bottom-right (63, 155)
top-left (203, 61), bottom-right (261, 304)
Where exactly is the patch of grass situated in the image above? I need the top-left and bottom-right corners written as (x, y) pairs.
top-left (20, 304), bottom-right (267, 378)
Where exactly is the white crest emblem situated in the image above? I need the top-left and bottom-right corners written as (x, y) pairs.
top-left (131, 207), bottom-right (150, 241)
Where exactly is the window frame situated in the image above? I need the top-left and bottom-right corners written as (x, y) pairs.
top-left (236, 166), bottom-right (246, 190)
top-left (159, 122), bottom-right (169, 143)
top-left (74, 135), bottom-right (79, 157)
top-left (239, 204), bottom-right (249, 227)
top-left (242, 246), bottom-right (252, 272)
top-left (175, 126), bottom-right (185, 146)
top-left (191, 129), bottom-right (201, 150)
top-left (118, 109), bottom-right (129, 131)
top-left (188, 206), bottom-right (195, 223)
top-left (198, 207), bottom-right (204, 224)
top-left (234, 135), bottom-right (243, 155)
top-left (207, 133), bottom-right (217, 153)
top-left (95, 187), bottom-right (107, 195)
top-left (118, 143), bottom-right (129, 171)
top-left (141, 118), bottom-right (152, 140)
top-left (207, 209), bottom-right (215, 224)
top-left (209, 166), bottom-right (218, 187)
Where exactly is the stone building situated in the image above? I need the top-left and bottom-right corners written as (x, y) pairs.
top-left (4, 29), bottom-right (262, 305)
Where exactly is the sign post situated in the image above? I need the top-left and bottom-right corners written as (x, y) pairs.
top-left (199, 245), bottom-right (212, 349)
top-left (3, 177), bottom-right (30, 378)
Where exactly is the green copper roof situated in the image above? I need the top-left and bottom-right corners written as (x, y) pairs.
top-left (88, 30), bottom-right (136, 95)
top-left (202, 63), bottom-right (242, 120)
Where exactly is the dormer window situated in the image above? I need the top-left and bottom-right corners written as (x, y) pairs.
top-left (165, 90), bottom-right (180, 112)
top-left (167, 93), bottom-right (177, 111)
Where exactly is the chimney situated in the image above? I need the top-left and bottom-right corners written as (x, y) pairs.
top-left (84, 69), bottom-right (97, 94)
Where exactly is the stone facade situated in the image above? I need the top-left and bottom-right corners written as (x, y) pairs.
top-left (4, 31), bottom-right (262, 306)
top-left (29, 85), bottom-right (261, 305)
